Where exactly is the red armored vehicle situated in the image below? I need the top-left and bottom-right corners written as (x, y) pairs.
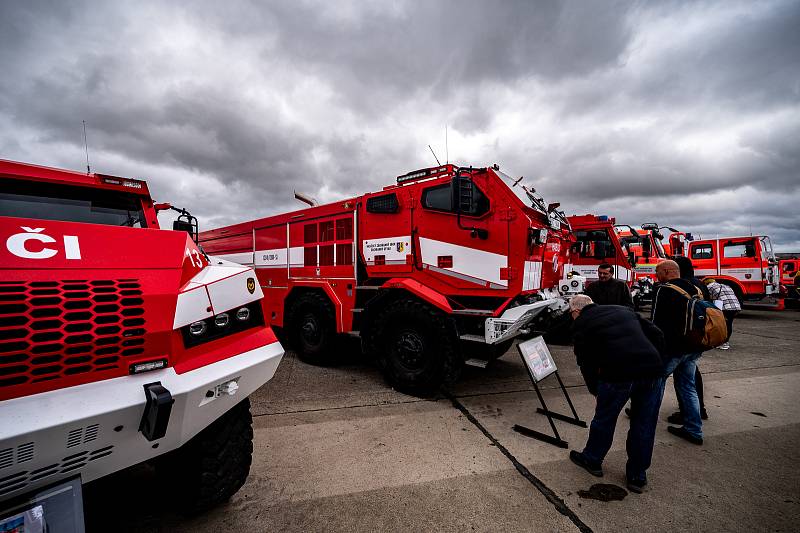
top-left (0, 160), bottom-right (283, 517)
top-left (200, 163), bottom-right (577, 393)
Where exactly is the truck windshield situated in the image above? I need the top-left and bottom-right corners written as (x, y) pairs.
top-left (0, 179), bottom-right (147, 228)
top-left (759, 236), bottom-right (773, 260)
top-left (493, 168), bottom-right (568, 229)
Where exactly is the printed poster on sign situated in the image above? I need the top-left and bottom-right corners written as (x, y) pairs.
top-left (518, 336), bottom-right (557, 382)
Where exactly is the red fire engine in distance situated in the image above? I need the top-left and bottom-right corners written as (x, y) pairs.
top-left (200, 163), bottom-right (578, 394)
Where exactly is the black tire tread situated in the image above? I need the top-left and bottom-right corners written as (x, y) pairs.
top-left (159, 398), bottom-right (254, 515)
top-left (287, 291), bottom-right (336, 365)
top-left (367, 298), bottom-right (461, 394)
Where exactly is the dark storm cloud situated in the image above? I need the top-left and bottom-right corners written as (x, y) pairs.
top-left (0, 0), bottom-right (798, 250)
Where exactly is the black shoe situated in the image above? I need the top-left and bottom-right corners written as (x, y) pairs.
top-left (626, 478), bottom-right (647, 494)
top-left (569, 450), bottom-right (603, 477)
top-left (667, 411), bottom-right (683, 424)
top-left (701, 408), bottom-right (709, 420)
top-left (667, 426), bottom-right (703, 445)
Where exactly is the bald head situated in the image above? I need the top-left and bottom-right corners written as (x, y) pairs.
top-left (656, 260), bottom-right (680, 282)
top-left (569, 295), bottom-right (593, 320)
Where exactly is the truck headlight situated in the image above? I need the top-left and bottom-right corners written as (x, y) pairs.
top-left (180, 302), bottom-right (264, 348)
top-left (189, 321), bottom-right (207, 336)
top-left (214, 312), bottom-right (230, 327)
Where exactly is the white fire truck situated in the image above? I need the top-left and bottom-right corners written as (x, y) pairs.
top-left (200, 164), bottom-right (580, 394)
top-left (0, 160), bottom-right (284, 521)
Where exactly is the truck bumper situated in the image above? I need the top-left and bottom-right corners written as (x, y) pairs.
top-left (0, 340), bottom-right (283, 502)
top-left (484, 297), bottom-right (562, 344)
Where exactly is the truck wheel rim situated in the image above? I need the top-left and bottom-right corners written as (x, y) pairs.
top-left (394, 330), bottom-right (425, 369)
top-left (301, 314), bottom-right (321, 346)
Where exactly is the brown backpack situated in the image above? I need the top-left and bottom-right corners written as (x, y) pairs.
top-left (663, 283), bottom-right (728, 350)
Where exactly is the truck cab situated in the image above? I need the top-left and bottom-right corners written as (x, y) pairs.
top-left (0, 159), bottom-right (283, 515)
top-left (566, 214), bottom-right (635, 283)
top-left (612, 224), bottom-right (669, 307)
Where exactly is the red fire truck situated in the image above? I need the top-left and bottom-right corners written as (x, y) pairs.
top-left (565, 214), bottom-right (636, 283)
top-left (779, 258), bottom-right (799, 301)
top-left (684, 235), bottom-right (779, 305)
top-left (0, 160), bottom-right (284, 516)
top-left (200, 164), bottom-right (577, 394)
top-left (610, 224), bottom-right (671, 307)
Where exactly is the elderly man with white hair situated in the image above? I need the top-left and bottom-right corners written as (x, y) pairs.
top-left (568, 294), bottom-right (666, 494)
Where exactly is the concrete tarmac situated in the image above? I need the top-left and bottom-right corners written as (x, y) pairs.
top-left (84, 308), bottom-right (800, 532)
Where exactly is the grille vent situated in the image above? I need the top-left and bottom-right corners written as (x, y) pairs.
top-left (0, 445), bottom-right (114, 497)
top-left (0, 279), bottom-right (147, 391)
top-left (66, 424), bottom-right (100, 448)
top-left (0, 442), bottom-right (35, 470)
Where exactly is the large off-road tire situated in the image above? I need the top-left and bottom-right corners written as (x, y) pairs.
top-left (460, 338), bottom-right (514, 361)
top-left (287, 292), bottom-right (336, 365)
top-left (158, 398), bottom-right (254, 515)
top-left (368, 298), bottom-right (461, 395)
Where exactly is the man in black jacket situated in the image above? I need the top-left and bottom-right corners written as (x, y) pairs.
top-left (568, 294), bottom-right (665, 493)
top-left (651, 260), bottom-right (705, 445)
top-left (584, 263), bottom-right (634, 308)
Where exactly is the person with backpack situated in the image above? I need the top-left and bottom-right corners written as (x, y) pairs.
top-left (703, 278), bottom-right (741, 350)
top-left (670, 256), bottom-right (712, 423)
top-left (651, 260), bottom-right (724, 445)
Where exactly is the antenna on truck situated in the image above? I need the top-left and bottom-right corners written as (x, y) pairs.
top-left (428, 145), bottom-right (441, 165)
top-left (82, 120), bottom-right (91, 174)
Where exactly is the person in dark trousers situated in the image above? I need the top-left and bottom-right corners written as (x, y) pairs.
top-left (652, 260), bottom-right (705, 445)
top-left (669, 256), bottom-right (710, 423)
top-left (568, 294), bottom-right (666, 493)
top-left (584, 263), bottom-right (634, 308)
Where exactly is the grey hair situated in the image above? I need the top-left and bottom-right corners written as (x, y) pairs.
top-left (569, 294), bottom-right (593, 312)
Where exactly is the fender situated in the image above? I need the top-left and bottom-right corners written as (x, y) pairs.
top-left (381, 278), bottom-right (453, 314)
top-left (287, 280), bottom-right (347, 333)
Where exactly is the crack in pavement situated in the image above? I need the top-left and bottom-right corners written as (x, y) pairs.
top-left (443, 390), bottom-right (593, 533)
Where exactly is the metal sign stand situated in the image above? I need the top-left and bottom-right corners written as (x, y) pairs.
top-left (513, 339), bottom-right (586, 448)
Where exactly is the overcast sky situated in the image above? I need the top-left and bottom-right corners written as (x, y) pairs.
top-left (1, 0), bottom-right (798, 250)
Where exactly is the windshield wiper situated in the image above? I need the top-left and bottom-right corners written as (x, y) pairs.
top-left (119, 213), bottom-right (141, 227)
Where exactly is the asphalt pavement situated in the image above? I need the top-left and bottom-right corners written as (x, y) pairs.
top-left (85, 308), bottom-right (800, 532)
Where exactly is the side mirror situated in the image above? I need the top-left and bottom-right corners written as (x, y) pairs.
top-left (641, 238), bottom-right (652, 259)
top-left (173, 220), bottom-right (194, 235)
top-left (628, 250), bottom-right (637, 267)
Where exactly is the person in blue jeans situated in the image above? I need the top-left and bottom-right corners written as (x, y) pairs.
top-left (652, 260), bottom-right (705, 445)
top-left (568, 295), bottom-right (666, 494)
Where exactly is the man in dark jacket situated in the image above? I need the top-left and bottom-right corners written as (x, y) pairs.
top-left (584, 263), bottom-right (634, 308)
top-left (651, 260), bottom-right (705, 445)
top-left (568, 294), bottom-right (665, 493)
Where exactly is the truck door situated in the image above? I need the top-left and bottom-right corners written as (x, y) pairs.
top-left (689, 241), bottom-right (716, 276)
top-left (413, 175), bottom-right (505, 290)
top-left (359, 191), bottom-right (413, 274)
top-left (782, 261), bottom-right (798, 284)
top-left (721, 238), bottom-right (760, 295)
